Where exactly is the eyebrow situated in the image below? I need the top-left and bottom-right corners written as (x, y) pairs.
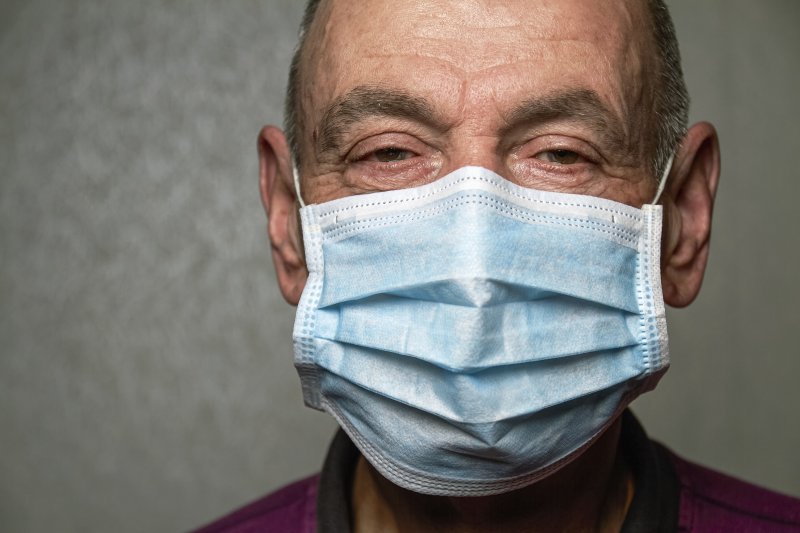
top-left (315, 86), bottom-right (632, 159)
top-left (316, 86), bottom-right (447, 155)
top-left (502, 88), bottom-right (630, 156)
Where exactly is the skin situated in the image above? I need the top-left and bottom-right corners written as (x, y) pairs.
top-left (258, 0), bottom-right (721, 530)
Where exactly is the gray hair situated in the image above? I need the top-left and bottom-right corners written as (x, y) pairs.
top-left (647, 0), bottom-right (689, 178)
top-left (283, 0), bottom-right (324, 173)
top-left (284, 0), bottom-right (688, 179)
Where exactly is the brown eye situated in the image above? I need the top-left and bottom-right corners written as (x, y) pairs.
top-left (372, 147), bottom-right (413, 162)
top-left (537, 149), bottom-right (581, 165)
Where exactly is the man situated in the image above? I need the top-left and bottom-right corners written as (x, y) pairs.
top-left (198, 0), bottom-right (800, 531)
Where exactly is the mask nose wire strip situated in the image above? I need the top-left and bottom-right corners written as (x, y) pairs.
top-left (293, 165), bottom-right (306, 208)
top-left (652, 154), bottom-right (674, 205)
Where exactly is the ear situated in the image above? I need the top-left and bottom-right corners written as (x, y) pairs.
top-left (258, 125), bottom-right (307, 305)
top-left (660, 122), bottom-right (721, 308)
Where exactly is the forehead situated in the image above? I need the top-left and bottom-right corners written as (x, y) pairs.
top-left (303, 0), bottom-right (654, 120)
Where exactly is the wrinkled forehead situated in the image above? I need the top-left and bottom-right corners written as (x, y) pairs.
top-left (298, 0), bottom-right (656, 149)
top-left (306, 0), bottom-right (653, 77)
top-left (316, 1), bottom-right (645, 62)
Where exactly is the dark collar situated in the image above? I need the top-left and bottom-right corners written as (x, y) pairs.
top-left (317, 410), bottom-right (679, 532)
top-left (619, 410), bottom-right (680, 533)
top-left (316, 428), bottom-right (359, 532)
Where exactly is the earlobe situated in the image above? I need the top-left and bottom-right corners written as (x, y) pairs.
top-left (258, 126), bottom-right (307, 305)
top-left (660, 122), bottom-right (721, 308)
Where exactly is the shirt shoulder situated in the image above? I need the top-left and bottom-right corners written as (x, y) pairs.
top-left (668, 450), bottom-right (800, 532)
top-left (191, 474), bottom-right (320, 533)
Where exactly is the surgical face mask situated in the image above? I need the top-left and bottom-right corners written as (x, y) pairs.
top-left (292, 165), bottom-right (670, 497)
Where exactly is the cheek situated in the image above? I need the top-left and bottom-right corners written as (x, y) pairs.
top-left (595, 169), bottom-right (657, 207)
top-left (540, 172), bottom-right (655, 207)
top-left (301, 169), bottom-right (338, 204)
top-left (301, 170), bottom-right (370, 204)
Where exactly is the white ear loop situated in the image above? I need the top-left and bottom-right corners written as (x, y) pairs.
top-left (651, 154), bottom-right (674, 205)
top-left (293, 165), bottom-right (306, 208)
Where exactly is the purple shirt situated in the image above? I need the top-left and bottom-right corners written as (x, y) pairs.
top-left (194, 475), bottom-right (320, 533)
top-left (194, 414), bottom-right (800, 532)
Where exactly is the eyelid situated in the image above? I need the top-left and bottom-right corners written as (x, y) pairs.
top-left (361, 147), bottom-right (416, 163)
top-left (516, 134), bottom-right (602, 164)
top-left (346, 132), bottom-right (429, 162)
top-left (535, 149), bottom-right (583, 164)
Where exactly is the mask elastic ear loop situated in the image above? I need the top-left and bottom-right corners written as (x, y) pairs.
top-left (293, 165), bottom-right (306, 208)
top-left (651, 154), bottom-right (674, 205)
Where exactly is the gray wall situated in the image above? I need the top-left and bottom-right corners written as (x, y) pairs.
top-left (0, 1), bottom-right (798, 531)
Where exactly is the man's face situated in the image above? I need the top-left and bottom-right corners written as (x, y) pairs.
top-left (296, 0), bottom-right (659, 207)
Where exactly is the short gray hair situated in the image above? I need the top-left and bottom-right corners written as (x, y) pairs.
top-left (284, 0), bottom-right (688, 179)
top-left (283, 0), bottom-right (324, 172)
top-left (647, 0), bottom-right (689, 178)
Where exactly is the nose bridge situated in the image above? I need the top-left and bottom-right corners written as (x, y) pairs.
top-left (443, 137), bottom-right (506, 178)
top-left (438, 75), bottom-right (513, 181)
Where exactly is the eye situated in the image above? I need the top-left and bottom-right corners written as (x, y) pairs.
top-left (367, 147), bottom-right (415, 163)
top-left (535, 149), bottom-right (582, 165)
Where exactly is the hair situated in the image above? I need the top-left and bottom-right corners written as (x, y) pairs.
top-left (284, 0), bottom-right (688, 179)
top-left (283, 0), bottom-right (324, 172)
top-left (646, 0), bottom-right (689, 178)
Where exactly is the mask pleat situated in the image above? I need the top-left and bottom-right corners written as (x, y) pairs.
top-left (313, 338), bottom-right (643, 424)
top-left (318, 196), bottom-right (640, 314)
top-left (315, 295), bottom-right (639, 370)
top-left (293, 167), bottom-right (669, 496)
top-left (319, 369), bottom-right (629, 481)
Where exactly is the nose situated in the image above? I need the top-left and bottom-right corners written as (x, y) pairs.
top-left (437, 135), bottom-right (510, 182)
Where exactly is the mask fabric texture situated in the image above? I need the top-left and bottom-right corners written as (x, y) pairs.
top-left (293, 166), bottom-right (669, 497)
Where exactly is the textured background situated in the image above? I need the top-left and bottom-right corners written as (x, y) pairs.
top-left (1, 1), bottom-right (798, 531)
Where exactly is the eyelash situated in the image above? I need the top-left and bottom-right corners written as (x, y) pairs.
top-left (360, 146), bottom-right (414, 162)
top-left (345, 132), bottom-right (601, 176)
top-left (525, 137), bottom-right (600, 164)
top-left (346, 132), bottom-right (426, 163)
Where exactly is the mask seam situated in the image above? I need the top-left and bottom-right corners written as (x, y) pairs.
top-left (293, 177), bottom-right (669, 495)
top-left (634, 208), bottom-right (667, 375)
top-left (322, 195), bottom-right (639, 247)
top-left (320, 395), bottom-right (633, 495)
top-left (314, 349), bottom-right (645, 423)
top-left (315, 175), bottom-right (640, 221)
top-left (646, 208), bottom-right (669, 369)
top-left (294, 210), bottom-right (325, 406)
top-left (644, 211), bottom-right (657, 371)
top-left (317, 332), bottom-right (642, 373)
top-left (635, 236), bottom-right (652, 374)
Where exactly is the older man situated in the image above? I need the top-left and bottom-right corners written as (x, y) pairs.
top-left (198, 0), bottom-right (800, 531)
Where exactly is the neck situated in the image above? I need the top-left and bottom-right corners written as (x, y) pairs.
top-left (352, 418), bottom-right (633, 533)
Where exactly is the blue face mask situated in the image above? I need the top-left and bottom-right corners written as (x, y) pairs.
top-left (292, 166), bottom-right (670, 497)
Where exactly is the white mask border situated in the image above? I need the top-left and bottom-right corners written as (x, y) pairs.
top-left (294, 155), bottom-right (674, 208)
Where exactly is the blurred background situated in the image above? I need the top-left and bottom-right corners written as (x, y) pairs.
top-left (1, 1), bottom-right (798, 531)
